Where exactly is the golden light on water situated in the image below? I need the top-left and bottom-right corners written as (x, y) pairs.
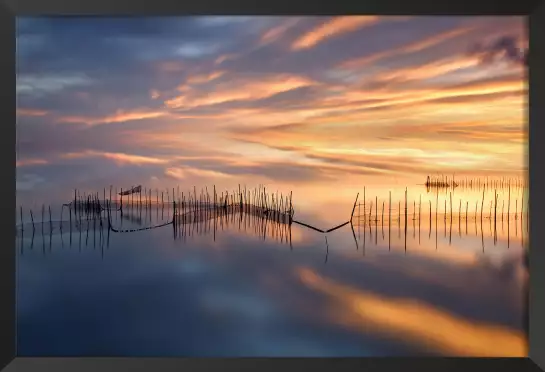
top-left (296, 268), bottom-right (527, 356)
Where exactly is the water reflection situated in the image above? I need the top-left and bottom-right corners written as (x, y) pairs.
top-left (16, 186), bottom-right (528, 357)
top-left (352, 192), bottom-right (528, 253)
top-left (296, 267), bottom-right (526, 356)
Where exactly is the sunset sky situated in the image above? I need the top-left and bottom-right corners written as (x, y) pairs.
top-left (16, 16), bottom-right (527, 204)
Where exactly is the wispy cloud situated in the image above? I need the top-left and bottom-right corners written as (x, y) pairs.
top-left (291, 16), bottom-right (380, 50)
top-left (17, 108), bottom-right (49, 117)
top-left (296, 267), bottom-right (526, 356)
top-left (15, 16), bottom-right (527, 196)
top-left (260, 18), bottom-right (301, 45)
top-left (16, 158), bottom-right (49, 167)
top-left (165, 166), bottom-right (232, 180)
top-left (468, 34), bottom-right (528, 66)
top-left (372, 56), bottom-right (481, 83)
top-left (58, 109), bottom-right (168, 126)
top-left (165, 74), bottom-right (316, 109)
top-left (185, 70), bottom-right (226, 85)
top-left (61, 150), bottom-right (169, 165)
top-left (17, 73), bottom-right (93, 95)
top-left (340, 27), bottom-right (473, 70)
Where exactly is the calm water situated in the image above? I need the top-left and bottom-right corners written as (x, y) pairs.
top-left (16, 183), bottom-right (528, 357)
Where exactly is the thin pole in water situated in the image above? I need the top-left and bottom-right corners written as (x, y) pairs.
top-left (375, 196), bottom-right (378, 222)
top-left (419, 195), bottom-right (421, 223)
top-left (458, 199), bottom-right (461, 225)
top-left (404, 188), bottom-right (407, 252)
top-left (363, 187), bottom-right (366, 224)
top-left (494, 191), bottom-right (498, 239)
top-left (481, 190), bottom-right (485, 221)
top-left (429, 200), bottom-right (431, 228)
top-left (521, 191), bottom-right (524, 222)
top-left (466, 201), bottom-right (468, 234)
top-left (389, 191), bottom-right (392, 249)
top-left (508, 183), bottom-right (511, 220)
top-left (449, 192), bottom-right (452, 222)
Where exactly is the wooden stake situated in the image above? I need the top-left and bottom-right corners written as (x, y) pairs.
top-left (481, 190), bottom-right (485, 220)
top-left (508, 183), bottom-right (511, 219)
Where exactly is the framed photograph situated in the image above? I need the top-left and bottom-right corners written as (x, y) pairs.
top-left (2, 0), bottom-right (544, 371)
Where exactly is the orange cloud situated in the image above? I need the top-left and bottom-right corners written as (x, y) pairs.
top-left (186, 70), bottom-right (226, 85)
top-left (165, 166), bottom-right (232, 180)
top-left (16, 158), bottom-right (48, 167)
top-left (210, 73), bottom-right (522, 134)
top-left (61, 151), bottom-right (168, 165)
top-left (331, 75), bottom-right (525, 112)
top-left (402, 27), bottom-right (475, 53)
top-left (430, 78), bottom-right (525, 99)
top-left (165, 74), bottom-right (316, 109)
top-left (296, 267), bottom-right (526, 356)
top-left (341, 27), bottom-right (475, 70)
top-left (291, 16), bottom-right (380, 50)
top-left (260, 18), bottom-right (301, 45)
top-left (373, 56), bottom-right (481, 82)
top-left (227, 113), bottom-right (525, 176)
top-left (339, 50), bottom-right (393, 70)
top-left (17, 108), bottom-right (48, 117)
top-left (58, 109), bottom-right (168, 125)
top-left (215, 54), bottom-right (237, 65)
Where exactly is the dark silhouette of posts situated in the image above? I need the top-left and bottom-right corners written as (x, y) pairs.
top-left (480, 190), bottom-right (485, 222)
top-left (404, 188), bottom-right (407, 252)
top-left (350, 193), bottom-right (359, 220)
top-left (458, 199), bottom-right (461, 226)
top-left (375, 196), bottom-right (378, 223)
top-left (382, 201), bottom-right (385, 240)
top-left (389, 191), bottom-right (391, 250)
top-left (508, 183), bottom-right (511, 220)
top-left (449, 192), bottom-right (452, 222)
top-left (521, 192), bottom-right (524, 223)
top-left (465, 201), bottom-right (468, 233)
top-left (41, 205), bottom-right (45, 235)
top-left (429, 200), bottom-right (432, 234)
top-left (363, 187), bottom-right (366, 224)
top-left (419, 195), bottom-right (421, 224)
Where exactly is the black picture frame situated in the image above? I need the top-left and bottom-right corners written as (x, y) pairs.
top-left (2, 0), bottom-right (544, 371)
